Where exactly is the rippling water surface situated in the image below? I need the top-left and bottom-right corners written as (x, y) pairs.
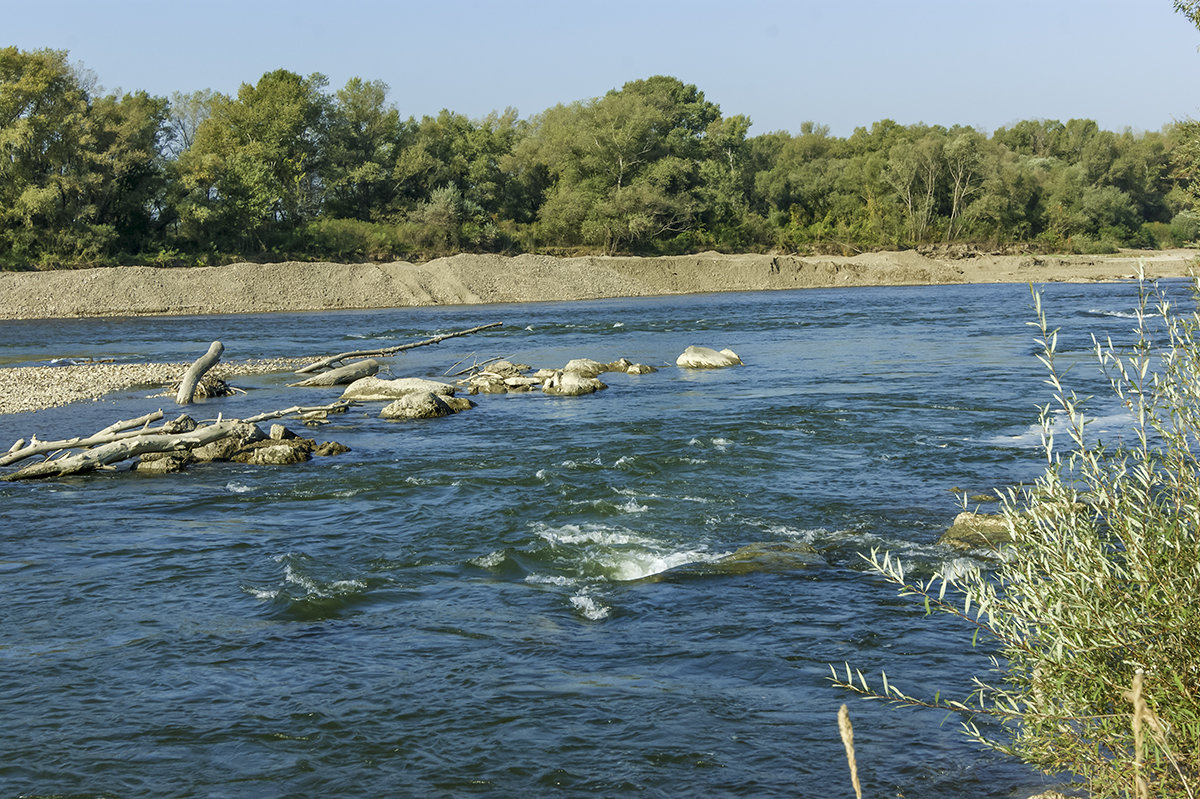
top-left (0, 281), bottom-right (1177, 797)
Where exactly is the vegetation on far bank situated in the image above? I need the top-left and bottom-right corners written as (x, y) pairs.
top-left (3, 46), bottom-right (1200, 270)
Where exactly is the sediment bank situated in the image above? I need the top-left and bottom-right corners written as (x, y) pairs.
top-left (0, 249), bottom-right (1194, 321)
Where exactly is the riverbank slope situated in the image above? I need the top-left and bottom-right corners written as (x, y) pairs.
top-left (1, 249), bottom-right (1194, 321)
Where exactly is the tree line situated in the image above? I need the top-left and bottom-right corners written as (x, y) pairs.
top-left (2, 45), bottom-right (1198, 269)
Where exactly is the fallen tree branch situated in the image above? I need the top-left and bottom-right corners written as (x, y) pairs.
top-left (448, 355), bottom-right (510, 377)
top-left (177, 341), bottom-right (224, 404)
top-left (4, 420), bottom-right (243, 481)
top-left (294, 323), bottom-right (503, 374)
top-left (0, 410), bottom-right (165, 467)
top-left (240, 400), bottom-right (356, 424)
top-left (2, 401), bottom-right (359, 480)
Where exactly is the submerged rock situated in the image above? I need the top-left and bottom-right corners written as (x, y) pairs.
top-left (676, 346), bottom-right (743, 368)
top-left (712, 541), bottom-right (824, 573)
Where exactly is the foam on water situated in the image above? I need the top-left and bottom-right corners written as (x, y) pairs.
top-left (569, 590), bottom-right (611, 620)
top-left (243, 553), bottom-right (368, 603)
top-left (529, 521), bottom-right (721, 583)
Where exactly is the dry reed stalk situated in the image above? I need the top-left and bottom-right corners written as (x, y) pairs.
top-left (1130, 670), bottom-right (1148, 799)
top-left (838, 703), bottom-right (862, 799)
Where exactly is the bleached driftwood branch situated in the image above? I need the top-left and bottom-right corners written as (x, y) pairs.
top-left (4, 420), bottom-right (242, 481)
top-left (290, 359), bottom-right (381, 387)
top-left (2, 400), bottom-right (355, 481)
top-left (240, 400), bottom-right (356, 424)
top-left (176, 341), bottom-right (224, 404)
top-left (294, 323), bottom-right (503, 374)
top-left (0, 410), bottom-right (165, 467)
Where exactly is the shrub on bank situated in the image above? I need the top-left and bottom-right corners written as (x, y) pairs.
top-left (836, 272), bottom-right (1200, 797)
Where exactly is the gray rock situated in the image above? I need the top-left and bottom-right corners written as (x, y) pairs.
top-left (676, 346), bottom-right (743, 368)
top-left (563, 358), bottom-right (607, 378)
top-left (467, 375), bottom-right (510, 394)
top-left (232, 440), bottom-right (311, 466)
top-left (484, 360), bottom-right (526, 378)
top-left (381, 391), bottom-right (456, 420)
top-left (341, 376), bottom-right (456, 402)
top-left (191, 422), bottom-right (266, 462)
top-left (542, 370), bottom-right (607, 396)
top-left (269, 423), bottom-right (299, 440)
top-left (133, 453), bottom-right (190, 473)
top-left (626, 363), bottom-right (656, 375)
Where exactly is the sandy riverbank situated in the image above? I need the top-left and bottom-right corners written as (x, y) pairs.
top-left (0, 249), bottom-right (1195, 321)
top-left (0, 249), bottom-right (1195, 415)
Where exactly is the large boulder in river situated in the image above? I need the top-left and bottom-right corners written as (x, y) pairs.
top-left (676, 346), bottom-right (743, 368)
top-left (542, 370), bottom-right (607, 396)
top-left (938, 511), bottom-right (1012, 551)
top-left (380, 391), bottom-right (457, 420)
top-left (341, 376), bottom-right (456, 402)
top-left (563, 358), bottom-right (608, 378)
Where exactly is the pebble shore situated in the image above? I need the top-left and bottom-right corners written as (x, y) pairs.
top-left (0, 358), bottom-right (313, 415)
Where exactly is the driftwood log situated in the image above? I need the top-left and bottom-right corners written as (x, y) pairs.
top-left (176, 341), bottom-right (224, 404)
top-left (294, 323), bottom-right (503, 374)
top-left (290, 359), bottom-right (381, 387)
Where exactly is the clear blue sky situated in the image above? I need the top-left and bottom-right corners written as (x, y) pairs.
top-left (6, 0), bottom-right (1200, 136)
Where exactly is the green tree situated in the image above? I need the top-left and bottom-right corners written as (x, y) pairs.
top-left (322, 77), bottom-right (407, 221)
top-left (176, 69), bottom-right (329, 251)
top-left (522, 75), bottom-right (722, 253)
top-left (0, 47), bottom-right (169, 265)
top-left (884, 129), bottom-right (945, 244)
top-left (943, 128), bottom-right (985, 241)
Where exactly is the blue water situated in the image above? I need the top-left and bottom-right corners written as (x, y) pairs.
top-left (0, 281), bottom-right (1174, 797)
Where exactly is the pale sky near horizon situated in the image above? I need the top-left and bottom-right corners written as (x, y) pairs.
top-left (6, 0), bottom-right (1200, 137)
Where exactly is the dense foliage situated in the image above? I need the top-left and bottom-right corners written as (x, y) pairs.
top-left (2, 46), bottom-right (1199, 268)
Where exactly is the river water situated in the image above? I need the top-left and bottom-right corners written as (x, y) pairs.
top-left (0, 280), bottom-right (1174, 797)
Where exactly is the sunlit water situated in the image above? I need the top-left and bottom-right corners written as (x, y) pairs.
top-left (0, 280), bottom-right (1179, 797)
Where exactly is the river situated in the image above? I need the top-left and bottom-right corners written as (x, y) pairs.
top-left (0, 280), bottom-right (1172, 797)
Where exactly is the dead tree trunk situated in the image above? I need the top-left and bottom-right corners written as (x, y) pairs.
top-left (176, 341), bottom-right (224, 405)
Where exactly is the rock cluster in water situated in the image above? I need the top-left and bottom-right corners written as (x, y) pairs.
top-left (330, 346), bottom-right (741, 420)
